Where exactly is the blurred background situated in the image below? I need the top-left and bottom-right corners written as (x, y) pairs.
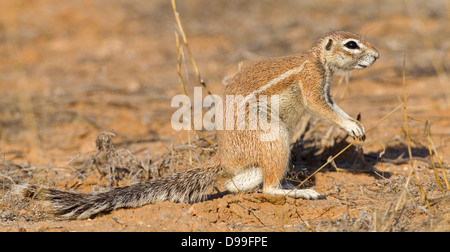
top-left (0, 0), bottom-right (448, 165)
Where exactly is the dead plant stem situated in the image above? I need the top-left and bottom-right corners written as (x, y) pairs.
top-left (172, 1), bottom-right (215, 146)
top-left (171, 0), bottom-right (212, 95)
top-left (401, 54), bottom-right (432, 214)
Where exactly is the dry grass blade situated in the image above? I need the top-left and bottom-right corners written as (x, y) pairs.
top-left (379, 169), bottom-right (411, 232)
top-left (431, 141), bottom-right (450, 190)
top-left (175, 31), bottom-right (215, 146)
top-left (401, 54), bottom-right (432, 214)
top-left (426, 124), bottom-right (450, 191)
top-left (172, 0), bottom-right (215, 147)
top-left (171, 0), bottom-right (213, 95)
top-left (175, 32), bottom-right (189, 98)
top-left (425, 122), bottom-right (444, 195)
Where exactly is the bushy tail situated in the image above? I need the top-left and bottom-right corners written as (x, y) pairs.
top-left (12, 157), bottom-right (221, 220)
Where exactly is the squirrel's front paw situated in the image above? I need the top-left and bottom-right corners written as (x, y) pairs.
top-left (343, 119), bottom-right (366, 141)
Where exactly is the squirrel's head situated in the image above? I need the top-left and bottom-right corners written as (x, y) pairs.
top-left (317, 31), bottom-right (380, 72)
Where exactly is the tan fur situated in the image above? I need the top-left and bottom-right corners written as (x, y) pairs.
top-left (12, 31), bottom-right (379, 219)
top-left (219, 31), bottom-right (378, 196)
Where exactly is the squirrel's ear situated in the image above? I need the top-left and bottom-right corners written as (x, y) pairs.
top-left (325, 39), bottom-right (333, 51)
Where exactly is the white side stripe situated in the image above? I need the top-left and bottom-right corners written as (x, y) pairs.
top-left (243, 61), bottom-right (308, 103)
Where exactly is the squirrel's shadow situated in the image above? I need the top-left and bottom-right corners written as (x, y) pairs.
top-left (287, 135), bottom-right (430, 188)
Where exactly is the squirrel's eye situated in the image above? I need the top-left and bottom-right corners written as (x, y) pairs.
top-left (344, 41), bottom-right (360, 49)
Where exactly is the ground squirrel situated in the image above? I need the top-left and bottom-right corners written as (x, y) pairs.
top-left (13, 31), bottom-right (379, 219)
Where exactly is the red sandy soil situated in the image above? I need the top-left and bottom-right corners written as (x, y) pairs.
top-left (0, 0), bottom-right (449, 232)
